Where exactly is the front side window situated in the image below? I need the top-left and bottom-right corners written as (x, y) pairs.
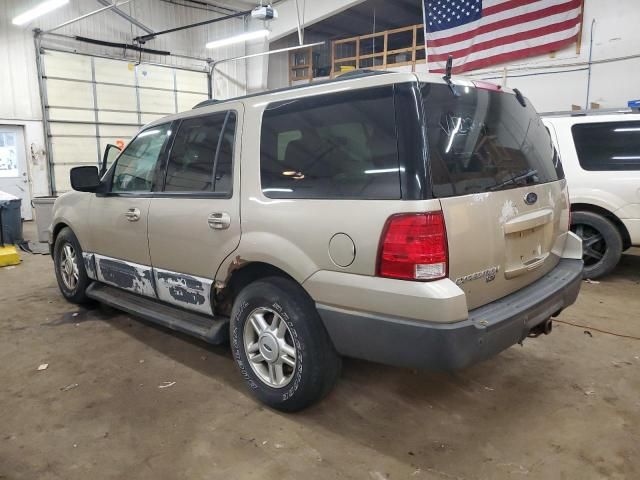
top-left (112, 124), bottom-right (171, 193)
top-left (422, 83), bottom-right (563, 197)
top-left (164, 111), bottom-right (236, 194)
top-left (260, 87), bottom-right (401, 199)
top-left (572, 121), bottom-right (640, 171)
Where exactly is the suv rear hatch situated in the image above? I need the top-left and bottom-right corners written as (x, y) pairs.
top-left (419, 79), bottom-right (569, 310)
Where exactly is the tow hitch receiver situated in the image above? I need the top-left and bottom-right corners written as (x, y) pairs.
top-left (528, 318), bottom-right (553, 338)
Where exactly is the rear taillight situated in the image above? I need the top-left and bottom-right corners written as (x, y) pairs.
top-left (377, 212), bottom-right (448, 281)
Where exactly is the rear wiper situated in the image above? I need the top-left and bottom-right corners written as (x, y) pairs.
top-left (487, 169), bottom-right (538, 192)
top-left (442, 56), bottom-right (460, 97)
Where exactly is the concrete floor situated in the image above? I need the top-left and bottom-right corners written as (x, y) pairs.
top-left (1, 224), bottom-right (639, 480)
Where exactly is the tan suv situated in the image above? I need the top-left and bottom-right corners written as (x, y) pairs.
top-left (50, 71), bottom-right (583, 411)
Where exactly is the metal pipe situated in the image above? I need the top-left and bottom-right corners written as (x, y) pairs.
top-left (210, 42), bottom-right (324, 99)
top-left (135, 9), bottom-right (251, 43)
top-left (43, 0), bottom-right (132, 34)
top-left (585, 18), bottom-right (596, 109)
top-left (96, 0), bottom-right (154, 34)
top-left (294, 0), bottom-right (304, 46)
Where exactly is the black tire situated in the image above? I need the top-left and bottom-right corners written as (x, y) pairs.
top-left (53, 227), bottom-right (91, 304)
top-left (230, 276), bottom-right (341, 412)
top-left (571, 211), bottom-right (622, 279)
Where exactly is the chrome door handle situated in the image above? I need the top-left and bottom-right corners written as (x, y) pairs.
top-left (125, 208), bottom-right (141, 222)
top-left (208, 212), bottom-right (231, 230)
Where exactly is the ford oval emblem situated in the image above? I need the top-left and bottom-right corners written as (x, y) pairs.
top-left (524, 192), bottom-right (538, 205)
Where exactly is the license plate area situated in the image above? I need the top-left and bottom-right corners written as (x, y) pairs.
top-left (504, 225), bottom-right (552, 279)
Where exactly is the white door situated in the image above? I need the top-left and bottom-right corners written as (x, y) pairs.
top-left (0, 125), bottom-right (32, 220)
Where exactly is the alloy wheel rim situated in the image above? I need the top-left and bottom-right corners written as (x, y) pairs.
top-left (243, 307), bottom-right (297, 388)
top-left (59, 243), bottom-right (79, 291)
top-left (573, 223), bottom-right (606, 266)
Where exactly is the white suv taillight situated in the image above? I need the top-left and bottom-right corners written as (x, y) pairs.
top-left (377, 212), bottom-right (448, 281)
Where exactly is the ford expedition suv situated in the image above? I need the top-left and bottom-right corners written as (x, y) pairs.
top-left (50, 71), bottom-right (583, 411)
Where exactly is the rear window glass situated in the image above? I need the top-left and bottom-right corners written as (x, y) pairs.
top-left (422, 83), bottom-right (563, 197)
top-left (572, 121), bottom-right (640, 171)
top-left (260, 87), bottom-right (401, 199)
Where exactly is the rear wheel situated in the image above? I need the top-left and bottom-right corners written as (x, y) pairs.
top-left (230, 276), bottom-right (341, 412)
top-left (571, 211), bottom-right (622, 279)
top-left (53, 227), bottom-right (91, 304)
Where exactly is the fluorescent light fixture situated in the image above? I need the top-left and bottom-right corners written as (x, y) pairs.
top-left (206, 29), bottom-right (269, 49)
top-left (12, 0), bottom-right (69, 26)
top-left (614, 127), bottom-right (640, 132)
top-left (612, 156), bottom-right (640, 160)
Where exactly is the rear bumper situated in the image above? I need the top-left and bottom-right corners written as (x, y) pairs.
top-left (317, 258), bottom-right (583, 370)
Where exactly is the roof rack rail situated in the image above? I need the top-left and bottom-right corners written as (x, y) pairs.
top-left (193, 69), bottom-right (391, 109)
top-left (540, 107), bottom-right (637, 117)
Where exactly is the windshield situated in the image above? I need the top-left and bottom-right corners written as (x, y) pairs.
top-left (421, 83), bottom-right (563, 197)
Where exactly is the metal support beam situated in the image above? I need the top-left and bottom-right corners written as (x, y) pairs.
top-left (44, 0), bottom-right (132, 34)
top-left (134, 9), bottom-right (250, 44)
top-left (96, 0), bottom-right (154, 34)
top-left (210, 42), bottom-right (324, 99)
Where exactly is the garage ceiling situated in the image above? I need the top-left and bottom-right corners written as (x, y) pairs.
top-left (307, 0), bottom-right (423, 39)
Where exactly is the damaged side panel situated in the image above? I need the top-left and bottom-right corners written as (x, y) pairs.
top-left (154, 268), bottom-right (213, 315)
top-left (82, 252), bottom-right (97, 280)
top-left (94, 254), bottom-right (156, 297)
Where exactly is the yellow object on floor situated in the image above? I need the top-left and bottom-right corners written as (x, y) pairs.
top-left (0, 245), bottom-right (20, 267)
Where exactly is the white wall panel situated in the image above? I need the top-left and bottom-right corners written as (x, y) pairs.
top-left (49, 123), bottom-right (95, 136)
top-left (139, 89), bottom-right (175, 114)
top-left (48, 108), bottom-right (95, 122)
top-left (95, 84), bottom-right (137, 111)
top-left (50, 137), bottom-right (97, 164)
top-left (46, 79), bottom-right (93, 108)
top-left (52, 165), bottom-right (76, 192)
top-left (94, 58), bottom-right (136, 86)
top-left (176, 70), bottom-right (209, 94)
top-left (97, 111), bottom-right (138, 124)
top-left (141, 114), bottom-right (166, 124)
top-left (42, 50), bottom-right (91, 80)
top-left (99, 125), bottom-right (139, 138)
top-left (137, 65), bottom-right (175, 90)
top-left (177, 92), bottom-right (208, 112)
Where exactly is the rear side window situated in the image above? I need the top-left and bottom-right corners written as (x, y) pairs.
top-left (260, 87), bottom-right (401, 199)
top-left (422, 83), bottom-right (562, 197)
top-left (572, 121), bottom-right (640, 171)
top-left (164, 111), bottom-right (236, 194)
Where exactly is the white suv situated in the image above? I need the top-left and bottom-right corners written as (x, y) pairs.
top-left (544, 111), bottom-right (640, 278)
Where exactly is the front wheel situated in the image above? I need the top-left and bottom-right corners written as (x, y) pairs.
top-left (53, 227), bottom-right (91, 304)
top-left (230, 276), bottom-right (341, 412)
top-left (571, 211), bottom-right (622, 279)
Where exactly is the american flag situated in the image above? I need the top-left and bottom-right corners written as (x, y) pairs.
top-left (423, 0), bottom-right (583, 73)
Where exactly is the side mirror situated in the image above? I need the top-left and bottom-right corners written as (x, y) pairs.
top-left (101, 143), bottom-right (122, 176)
top-left (70, 166), bottom-right (101, 192)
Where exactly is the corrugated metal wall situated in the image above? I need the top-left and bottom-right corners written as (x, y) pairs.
top-left (0, 0), bottom-right (248, 122)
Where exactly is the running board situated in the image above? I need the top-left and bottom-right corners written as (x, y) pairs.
top-left (86, 283), bottom-right (229, 344)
